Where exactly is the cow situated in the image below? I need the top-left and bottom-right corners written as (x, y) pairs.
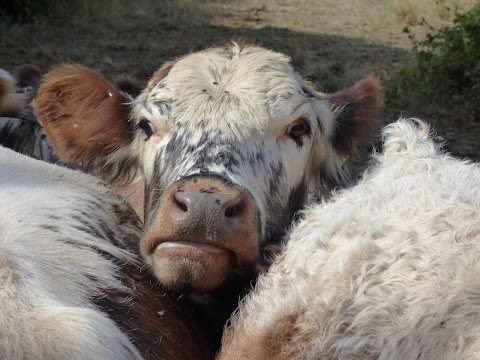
top-left (33, 41), bottom-right (383, 297)
top-left (0, 146), bottom-right (211, 360)
top-left (217, 118), bottom-right (480, 360)
top-left (0, 65), bottom-right (56, 162)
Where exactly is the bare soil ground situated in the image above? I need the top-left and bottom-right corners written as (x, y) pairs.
top-left (1, 0), bottom-right (478, 159)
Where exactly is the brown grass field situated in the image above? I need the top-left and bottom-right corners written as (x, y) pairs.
top-left (1, 0), bottom-right (478, 159)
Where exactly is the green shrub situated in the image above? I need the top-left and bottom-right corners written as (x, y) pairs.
top-left (402, 2), bottom-right (480, 119)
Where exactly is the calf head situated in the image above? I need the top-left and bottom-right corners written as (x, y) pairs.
top-left (33, 42), bottom-right (382, 293)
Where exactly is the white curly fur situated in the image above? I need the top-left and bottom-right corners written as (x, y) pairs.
top-left (0, 146), bottom-right (143, 360)
top-left (218, 118), bottom-right (480, 360)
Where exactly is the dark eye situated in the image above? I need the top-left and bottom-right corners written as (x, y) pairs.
top-left (287, 119), bottom-right (310, 140)
top-left (138, 119), bottom-right (156, 138)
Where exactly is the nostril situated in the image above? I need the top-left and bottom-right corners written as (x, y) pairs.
top-left (173, 192), bottom-right (188, 212)
top-left (225, 203), bottom-right (243, 218)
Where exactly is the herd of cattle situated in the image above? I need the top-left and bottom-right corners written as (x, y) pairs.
top-left (1, 41), bottom-right (480, 359)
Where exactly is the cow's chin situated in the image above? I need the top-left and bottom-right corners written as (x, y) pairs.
top-left (151, 241), bottom-right (234, 292)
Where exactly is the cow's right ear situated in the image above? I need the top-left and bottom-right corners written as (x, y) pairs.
top-left (33, 64), bottom-right (138, 179)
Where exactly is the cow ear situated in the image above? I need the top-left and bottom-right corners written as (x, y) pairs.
top-left (326, 76), bottom-right (383, 156)
top-left (309, 76), bottom-right (383, 194)
top-left (33, 64), bottom-right (138, 179)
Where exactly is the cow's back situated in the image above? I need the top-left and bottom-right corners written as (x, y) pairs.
top-left (0, 146), bottom-right (211, 360)
top-left (218, 119), bottom-right (480, 360)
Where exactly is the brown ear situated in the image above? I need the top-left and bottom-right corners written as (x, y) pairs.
top-left (325, 76), bottom-right (383, 155)
top-left (32, 64), bottom-right (134, 165)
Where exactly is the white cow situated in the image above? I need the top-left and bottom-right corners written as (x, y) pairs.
top-left (0, 146), bottom-right (210, 360)
top-left (32, 41), bottom-right (383, 296)
top-left (218, 118), bottom-right (480, 360)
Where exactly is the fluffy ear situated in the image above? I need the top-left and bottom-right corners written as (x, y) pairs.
top-left (32, 65), bottom-right (136, 170)
top-left (309, 76), bottom-right (383, 193)
top-left (326, 76), bottom-right (383, 156)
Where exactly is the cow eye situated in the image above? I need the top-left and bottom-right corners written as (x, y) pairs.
top-left (138, 119), bottom-right (156, 138)
top-left (287, 119), bottom-right (310, 140)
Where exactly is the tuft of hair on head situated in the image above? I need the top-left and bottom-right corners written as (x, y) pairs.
top-left (114, 75), bottom-right (143, 98)
top-left (215, 37), bottom-right (261, 51)
top-left (32, 64), bottom-right (134, 166)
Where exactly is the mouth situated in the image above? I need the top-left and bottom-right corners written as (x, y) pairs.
top-left (154, 240), bottom-right (230, 255)
top-left (152, 240), bottom-right (235, 266)
top-left (148, 239), bottom-right (236, 292)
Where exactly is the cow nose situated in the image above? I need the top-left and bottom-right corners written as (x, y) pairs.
top-left (141, 177), bottom-right (260, 292)
top-left (173, 190), bottom-right (244, 218)
top-left (171, 188), bottom-right (249, 243)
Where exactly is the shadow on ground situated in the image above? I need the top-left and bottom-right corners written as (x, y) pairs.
top-left (1, 7), bottom-right (478, 160)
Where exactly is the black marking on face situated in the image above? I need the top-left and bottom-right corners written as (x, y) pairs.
top-left (292, 101), bottom-right (308, 114)
top-left (196, 131), bottom-right (208, 146)
top-left (144, 147), bottom-right (166, 222)
top-left (316, 114), bottom-right (324, 133)
top-left (261, 170), bottom-right (308, 265)
top-left (266, 163), bottom-right (283, 204)
top-left (153, 99), bottom-right (172, 116)
top-left (284, 178), bottom-right (309, 224)
top-left (142, 99), bottom-right (153, 116)
top-left (191, 140), bottom-right (241, 173)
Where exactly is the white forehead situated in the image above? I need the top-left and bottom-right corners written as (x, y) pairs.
top-left (140, 43), bottom-right (315, 138)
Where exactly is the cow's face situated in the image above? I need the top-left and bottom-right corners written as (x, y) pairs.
top-left (33, 42), bottom-right (382, 293)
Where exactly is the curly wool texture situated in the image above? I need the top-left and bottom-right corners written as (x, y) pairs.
top-left (219, 118), bottom-right (480, 360)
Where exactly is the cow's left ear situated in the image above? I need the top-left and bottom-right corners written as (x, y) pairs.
top-left (309, 76), bottom-right (383, 190)
top-left (33, 64), bottom-right (138, 178)
top-left (325, 76), bottom-right (383, 156)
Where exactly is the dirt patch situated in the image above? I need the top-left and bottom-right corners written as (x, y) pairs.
top-left (1, 0), bottom-right (478, 159)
